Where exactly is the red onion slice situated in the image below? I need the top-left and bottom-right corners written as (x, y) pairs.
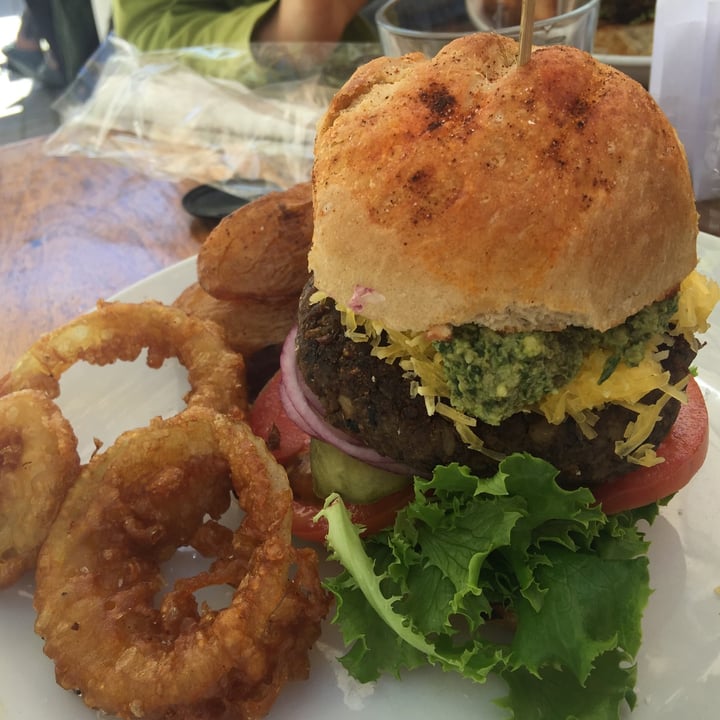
top-left (280, 327), bottom-right (419, 476)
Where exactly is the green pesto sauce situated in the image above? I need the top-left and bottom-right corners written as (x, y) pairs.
top-left (435, 295), bottom-right (678, 426)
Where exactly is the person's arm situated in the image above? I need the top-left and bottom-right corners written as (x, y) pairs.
top-left (113, 0), bottom-right (369, 52)
top-left (111, 0), bottom-right (374, 81)
top-left (253, 0), bottom-right (369, 42)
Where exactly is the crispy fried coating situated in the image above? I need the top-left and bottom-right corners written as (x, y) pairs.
top-left (197, 182), bottom-right (312, 301)
top-left (0, 390), bottom-right (80, 588)
top-left (173, 282), bottom-right (298, 358)
top-left (0, 300), bottom-right (247, 418)
top-left (34, 407), bottom-right (330, 720)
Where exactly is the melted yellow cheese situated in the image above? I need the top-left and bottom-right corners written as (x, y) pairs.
top-left (674, 266), bottom-right (720, 339)
top-left (321, 270), bottom-right (720, 465)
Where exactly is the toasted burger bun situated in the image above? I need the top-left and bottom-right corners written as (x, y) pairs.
top-left (309, 34), bottom-right (698, 333)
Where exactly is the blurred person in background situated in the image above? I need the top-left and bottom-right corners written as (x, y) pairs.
top-left (2, 3), bottom-right (64, 87)
top-left (109, 0), bottom-right (379, 82)
top-left (1, 0), bottom-right (99, 88)
top-left (111, 0), bottom-right (377, 52)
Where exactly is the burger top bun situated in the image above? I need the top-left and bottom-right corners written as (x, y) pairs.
top-left (308, 34), bottom-right (698, 333)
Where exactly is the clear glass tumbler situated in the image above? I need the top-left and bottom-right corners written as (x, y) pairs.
top-left (465, 0), bottom-right (600, 50)
top-left (375, 0), bottom-right (600, 57)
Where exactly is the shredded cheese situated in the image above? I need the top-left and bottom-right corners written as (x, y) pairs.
top-left (673, 268), bottom-right (720, 339)
top-left (315, 270), bottom-right (720, 465)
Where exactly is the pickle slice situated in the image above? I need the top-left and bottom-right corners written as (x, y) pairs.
top-left (310, 438), bottom-right (411, 504)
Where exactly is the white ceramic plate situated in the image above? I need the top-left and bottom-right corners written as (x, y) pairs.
top-left (2, 236), bottom-right (720, 719)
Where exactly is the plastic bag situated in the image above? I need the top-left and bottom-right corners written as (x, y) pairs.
top-left (650, 0), bottom-right (720, 201)
top-left (44, 36), bottom-right (380, 194)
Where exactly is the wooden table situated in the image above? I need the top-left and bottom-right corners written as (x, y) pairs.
top-left (1, 136), bottom-right (719, 376)
top-left (0, 137), bottom-right (211, 372)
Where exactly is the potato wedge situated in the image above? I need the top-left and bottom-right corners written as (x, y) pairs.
top-left (197, 182), bottom-right (312, 301)
top-left (173, 281), bottom-right (298, 358)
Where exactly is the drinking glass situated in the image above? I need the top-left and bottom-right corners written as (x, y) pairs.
top-left (465, 0), bottom-right (600, 50)
top-left (375, 0), bottom-right (600, 57)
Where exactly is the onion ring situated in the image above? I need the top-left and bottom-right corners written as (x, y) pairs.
top-left (0, 390), bottom-right (80, 589)
top-left (34, 407), bottom-right (329, 720)
top-left (0, 300), bottom-right (247, 417)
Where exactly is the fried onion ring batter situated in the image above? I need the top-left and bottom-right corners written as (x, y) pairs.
top-left (0, 390), bottom-right (80, 588)
top-left (0, 300), bottom-right (247, 417)
top-left (34, 407), bottom-right (329, 720)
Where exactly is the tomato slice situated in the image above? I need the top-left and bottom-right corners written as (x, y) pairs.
top-left (252, 369), bottom-right (710, 535)
top-left (291, 485), bottom-right (415, 543)
top-left (592, 376), bottom-right (709, 514)
top-left (250, 369), bottom-right (413, 542)
top-left (249, 370), bottom-right (310, 463)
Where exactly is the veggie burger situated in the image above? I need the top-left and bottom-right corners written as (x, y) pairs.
top-left (275, 33), bottom-right (718, 516)
top-left (250, 31), bottom-right (720, 719)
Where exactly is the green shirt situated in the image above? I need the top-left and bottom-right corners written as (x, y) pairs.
top-left (112, 0), bottom-right (376, 50)
top-left (112, 0), bottom-right (279, 52)
top-left (111, 0), bottom-right (378, 82)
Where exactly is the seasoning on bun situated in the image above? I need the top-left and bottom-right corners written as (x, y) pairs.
top-left (309, 36), bottom-right (696, 335)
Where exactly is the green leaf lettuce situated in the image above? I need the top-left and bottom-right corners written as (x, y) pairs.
top-left (317, 453), bottom-right (655, 720)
